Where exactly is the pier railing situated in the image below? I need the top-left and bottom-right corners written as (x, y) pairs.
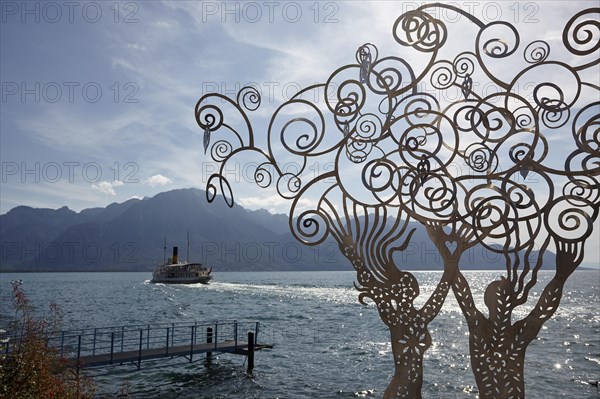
top-left (1, 320), bottom-right (262, 370)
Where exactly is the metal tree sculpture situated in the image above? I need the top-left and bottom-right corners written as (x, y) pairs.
top-left (196, 47), bottom-right (457, 397)
top-left (196, 4), bottom-right (599, 398)
top-left (382, 4), bottom-right (600, 398)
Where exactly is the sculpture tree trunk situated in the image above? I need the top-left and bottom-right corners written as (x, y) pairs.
top-left (451, 259), bottom-right (573, 399)
top-left (466, 319), bottom-right (526, 399)
top-left (384, 320), bottom-right (431, 399)
top-left (343, 237), bottom-right (452, 399)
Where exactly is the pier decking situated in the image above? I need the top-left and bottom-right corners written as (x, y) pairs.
top-left (2, 320), bottom-right (272, 372)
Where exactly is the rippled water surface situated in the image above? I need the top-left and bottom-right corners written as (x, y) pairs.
top-left (1, 271), bottom-right (598, 398)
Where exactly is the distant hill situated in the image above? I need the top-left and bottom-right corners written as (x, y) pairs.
top-left (0, 188), bottom-right (556, 272)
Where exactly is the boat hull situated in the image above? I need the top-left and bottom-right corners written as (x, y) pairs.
top-left (151, 275), bottom-right (212, 284)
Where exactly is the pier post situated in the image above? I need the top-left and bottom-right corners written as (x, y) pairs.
top-left (166, 328), bottom-right (170, 356)
top-left (247, 331), bottom-right (255, 374)
top-left (137, 329), bottom-right (143, 370)
top-left (60, 331), bottom-right (65, 357)
top-left (77, 335), bottom-right (82, 371)
top-left (189, 325), bottom-right (195, 363)
top-left (234, 321), bottom-right (238, 348)
top-left (93, 328), bottom-right (97, 355)
top-left (110, 332), bottom-right (114, 364)
top-left (206, 327), bottom-right (213, 366)
top-left (214, 322), bottom-right (218, 351)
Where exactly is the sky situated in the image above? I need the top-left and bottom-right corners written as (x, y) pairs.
top-left (1, 1), bottom-right (599, 263)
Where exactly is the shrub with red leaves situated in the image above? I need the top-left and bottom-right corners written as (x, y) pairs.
top-left (0, 281), bottom-right (95, 399)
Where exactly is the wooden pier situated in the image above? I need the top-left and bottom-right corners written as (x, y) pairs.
top-left (2, 320), bottom-right (272, 373)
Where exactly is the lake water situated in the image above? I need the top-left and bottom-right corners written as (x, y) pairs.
top-left (0, 271), bottom-right (599, 398)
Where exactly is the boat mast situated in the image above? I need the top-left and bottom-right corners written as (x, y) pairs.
top-left (163, 234), bottom-right (166, 265)
top-left (187, 229), bottom-right (190, 263)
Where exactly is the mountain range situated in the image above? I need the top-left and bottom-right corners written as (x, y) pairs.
top-left (0, 188), bottom-right (558, 272)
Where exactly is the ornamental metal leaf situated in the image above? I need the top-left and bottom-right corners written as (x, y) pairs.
top-left (461, 73), bottom-right (472, 100)
top-left (203, 127), bottom-right (211, 155)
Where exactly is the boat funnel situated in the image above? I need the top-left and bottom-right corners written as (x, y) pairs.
top-left (172, 246), bottom-right (178, 263)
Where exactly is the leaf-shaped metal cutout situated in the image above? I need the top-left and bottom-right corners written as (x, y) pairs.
top-left (519, 167), bottom-right (529, 179)
top-left (417, 155), bottom-right (431, 185)
top-left (358, 45), bottom-right (372, 83)
top-left (462, 73), bottom-right (473, 100)
top-left (203, 127), bottom-right (211, 154)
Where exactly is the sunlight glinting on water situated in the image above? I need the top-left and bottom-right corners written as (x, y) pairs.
top-left (1, 270), bottom-right (598, 398)
top-left (203, 281), bottom-right (359, 304)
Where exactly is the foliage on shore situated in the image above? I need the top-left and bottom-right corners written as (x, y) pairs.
top-left (0, 281), bottom-right (95, 399)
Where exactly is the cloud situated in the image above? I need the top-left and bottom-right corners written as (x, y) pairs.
top-left (237, 194), bottom-right (288, 209)
top-left (111, 58), bottom-right (138, 72)
top-left (145, 174), bottom-right (173, 187)
top-left (3, 1), bottom-right (598, 262)
top-left (237, 194), bottom-right (315, 214)
top-left (126, 43), bottom-right (147, 51)
top-left (91, 180), bottom-right (124, 196)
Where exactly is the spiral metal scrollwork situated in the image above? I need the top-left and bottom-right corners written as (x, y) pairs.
top-left (197, 4), bottom-right (599, 398)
